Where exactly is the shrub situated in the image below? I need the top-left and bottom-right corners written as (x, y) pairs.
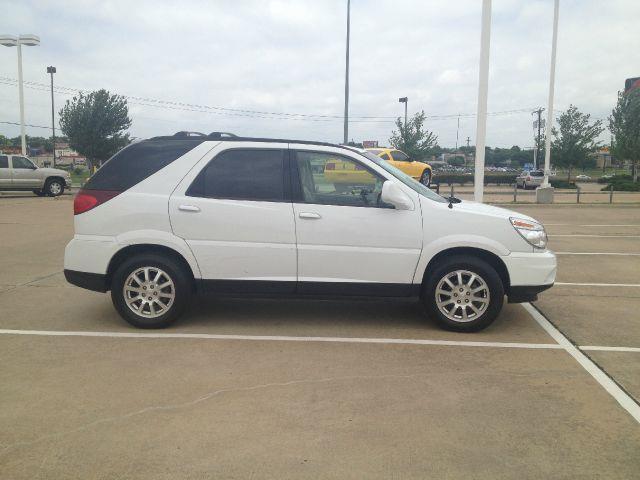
top-left (597, 174), bottom-right (632, 184)
top-left (434, 174), bottom-right (517, 186)
top-left (550, 179), bottom-right (577, 189)
top-left (601, 181), bottom-right (640, 192)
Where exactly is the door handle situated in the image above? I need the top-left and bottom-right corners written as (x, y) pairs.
top-left (299, 212), bottom-right (321, 220)
top-left (178, 205), bottom-right (201, 212)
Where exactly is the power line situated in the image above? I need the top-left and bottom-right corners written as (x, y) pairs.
top-left (0, 76), bottom-right (536, 123)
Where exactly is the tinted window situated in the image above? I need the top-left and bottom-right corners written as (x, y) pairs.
top-left (0, 156), bottom-right (7, 168)
top-left (391, 150), bottom-right (409, 161)
top-left (295, 151), bottom-right (384, 208)
top-left (380, 153), bottom-right (391, 161)
top-left (12, 156), bottom-right (35, 169)
top-left (530, 170), bottom-right (544, 177)
top-left (84, 139), bottom-right (203, 191)
top-left (189, 149), bottom-right (285, 201)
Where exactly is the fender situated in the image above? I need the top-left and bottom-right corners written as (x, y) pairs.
top-left (412, 234), bottom-right (510, 284)
top-left (115, 229), bottom-right (202, 278)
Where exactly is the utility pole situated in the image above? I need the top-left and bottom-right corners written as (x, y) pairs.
top-left (343, 0), bottom-right (350, 145)
top-left (542, 0), bottom-right (559, 189)
top-left (455, 114), bottom-right (460, 150)
top-left (398, 97), bottom-right (408, 147)
top-left (47, 66), bottom-right (57, 167)
top-left (532, 107), bottom-right (544, 170)
top-left (466, 136), bottom-right (471, 167)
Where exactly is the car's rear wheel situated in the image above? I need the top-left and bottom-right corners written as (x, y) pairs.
top-left (111, 254), bottom-right (191, 328)
top-left (420, 169), bottom-right (431, 187)
top-left (423, 255), bottom-right (504, 332)
top-left (45, 178), bottom-right (64, 196)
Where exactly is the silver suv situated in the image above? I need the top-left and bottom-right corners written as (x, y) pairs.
top-left (0, 154), bottom-right (72, 196)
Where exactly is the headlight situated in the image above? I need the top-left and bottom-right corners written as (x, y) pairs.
top-left (510, 217), bottom-right (547, 249)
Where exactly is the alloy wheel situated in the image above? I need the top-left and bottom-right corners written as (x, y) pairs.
top-left (123, 266), bottom-right (175, 318)
top-left (434, 269), bottom-right (490, 322)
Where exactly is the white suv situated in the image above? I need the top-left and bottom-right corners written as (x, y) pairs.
top-left (64, 132), bottom-right (556, 332)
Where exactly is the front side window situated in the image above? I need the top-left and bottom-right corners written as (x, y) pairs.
top-left (391, 150), bottom-right (410, 162)
top-left (295, 151), bottom-right (384, 207)
top-left (12, 156), bottom-right (35, 169)
top-left (188, 149), bottom-right (285, 201)
top-left (0, 156), bottom-right (8, 168)
top-left (380, 153), bottom-right (391, 161)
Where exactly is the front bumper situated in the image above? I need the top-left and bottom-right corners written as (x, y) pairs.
top-left (503, 250), bottom-right (556, 302)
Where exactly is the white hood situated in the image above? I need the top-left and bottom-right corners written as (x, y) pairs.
top-left (452, 200), bottom-right (539, 224)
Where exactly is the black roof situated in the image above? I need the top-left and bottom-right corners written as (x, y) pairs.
top-left (148, 131), bottom-right (354, 151)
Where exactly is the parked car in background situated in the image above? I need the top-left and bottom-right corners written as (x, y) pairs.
top-left (64, 132), bottom-right (556, 332)
top-left (516, 170), bottom-right (544, 189)
top-left (575, 174), bottom-right (592, 181)
top-left (366, 147), bottom-right (433, 187)
top-left (0, 154), bottom-right (72, 196)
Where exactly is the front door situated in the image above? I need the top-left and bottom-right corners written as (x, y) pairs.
top-left (170, 144), bottom-right (297, 293)
top-left (291, 149), bottom-right (423, 295)
top-left (10, 156), bottom-right (40, 189)
top-left (0, 156), bottom-right (11, 188)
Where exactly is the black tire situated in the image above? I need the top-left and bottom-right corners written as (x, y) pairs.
top-left (422, 255), bottom-right (504, 332)
top-left (420, 169), bottom-right (431, 187)
top-left (111, 253), bottom-right (191, 329)
top-left (45, 178), bottom-right (65, 197)
top-left (32, 189), bottom-right (46, 196)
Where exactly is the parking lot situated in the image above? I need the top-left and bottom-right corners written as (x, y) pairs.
top-left (1, 194), bottom-right (639, 478)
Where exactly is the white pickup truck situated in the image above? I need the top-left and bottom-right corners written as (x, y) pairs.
top-left (0, 154), bottom-right (72, 196)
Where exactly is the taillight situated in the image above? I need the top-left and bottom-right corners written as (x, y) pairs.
top-left (526, 176), bottom-right (531, 181)
top-left (74, 189), bottom-right (121, 215)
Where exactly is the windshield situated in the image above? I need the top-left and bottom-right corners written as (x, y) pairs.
top-left (360, 151), bottom-right (447, 203)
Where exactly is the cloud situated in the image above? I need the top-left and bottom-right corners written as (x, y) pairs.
top-left (0, 0), bottom-right (636, 147)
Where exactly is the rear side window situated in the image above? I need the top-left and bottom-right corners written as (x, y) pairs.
top-left (187, 149), bottom-right (285, 202)
top-left (83, 139), bottom-right (203, 191)
top-left (530, 171), bottom-right (544, 177)
top-left (0, 156), bottom-right (7, 168)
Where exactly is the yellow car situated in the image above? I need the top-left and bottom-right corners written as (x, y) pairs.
top-left (366, 148), bottom-right (433, 186)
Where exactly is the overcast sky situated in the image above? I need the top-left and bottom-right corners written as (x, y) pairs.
top-left (1, 0), bottom-right (638, 148)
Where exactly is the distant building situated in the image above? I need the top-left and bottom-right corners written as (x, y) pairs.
top-left (593, 147), bottom-right (612, 168)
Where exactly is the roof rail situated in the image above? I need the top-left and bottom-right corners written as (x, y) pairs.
top-left (207, 132), bottom-right (238, 140)
top-left (173, 131), bottom-right (206, 138)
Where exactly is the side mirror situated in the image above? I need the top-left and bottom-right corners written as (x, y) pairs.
top-left (381, 180), bottom-right (414, 210)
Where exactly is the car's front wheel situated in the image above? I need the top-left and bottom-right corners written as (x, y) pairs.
top-left (423, 255), bottom-right (504, 332)
top-left (111, 254), bottom-right (191, 328)
top-left (45, 178), bottom-right (64, 196)
top-left (420, 169), bottom-right (431, 187)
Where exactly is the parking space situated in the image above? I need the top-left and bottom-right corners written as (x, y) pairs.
top-left (1, 197), bottom-right (640, 478)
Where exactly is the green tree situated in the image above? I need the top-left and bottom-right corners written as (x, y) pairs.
top-left (59, 89), bottom-right (132, 170)
top-left (389, 110), bottom-right (438, 161)
top-left (610, 88), bottom-right (640, 182)
top-left (551, 105), bottom-right (604, 181)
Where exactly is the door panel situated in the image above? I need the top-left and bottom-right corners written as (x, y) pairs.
top-left (10, 156), bottom-right (40, 188)
top-left (169, 144), bottom-right (297, 292)
top-left (292, 150), bottom-right (423, 289)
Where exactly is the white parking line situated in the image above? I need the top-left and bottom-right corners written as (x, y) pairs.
top-left (0, 328), bottom-right (562, 350)
top-left (555, 282), bottom-right (640, 287)
top-left (549, 234), bottom-right (640, 238)
top-left (581, 346), bottom-right (640, 353)
top-left (522, 303), bottom-right (640, 424)
top-left (545, 224), bottom-right (640, 227)
top-left (555, 252), bottom-right (640, 256)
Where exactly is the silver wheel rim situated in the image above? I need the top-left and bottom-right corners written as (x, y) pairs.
top-left (123, 267), bottom-right (175, 319)
top-left (435, 269), bottom-right (490, 323)
top-left (49, 182), bottom-right (62, 195)
top-left (421, 172), bottom-right (430, 186)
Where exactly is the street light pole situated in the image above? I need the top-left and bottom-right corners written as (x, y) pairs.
top-left (398, 97), bottom-right (408, 145)
top-left (473, 0), bottom-right (492, 203)
top-left (542, 0), bottom-right (559, 188)
top-left (343, 0), bottom-right (351, 144)
top-left (0, 34), bottom-right (40, 156)
top-left (47, 66), bottom-right (57, 167)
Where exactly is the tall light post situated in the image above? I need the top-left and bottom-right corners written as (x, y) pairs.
top-left (0, 34), bottom-right (40, 156)
top-left (343, 0), bottom-right (351, 144)
top-left (47, 66), bottom-right (57, 167)
top-left (542, 0), bottom-right (560, 189)
top-left (473, 0), bottom-right (492, 203)
top-left (398, 97), bottom-right (408, 127)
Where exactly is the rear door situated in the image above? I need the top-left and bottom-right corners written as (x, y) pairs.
top-left (169, 143), bottom-right (297, 293)
top-left (0, 156), bottom-right (10, 188)
top-left (10, 156), bottom-right (40, 189)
